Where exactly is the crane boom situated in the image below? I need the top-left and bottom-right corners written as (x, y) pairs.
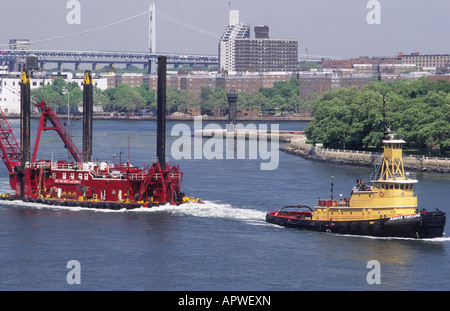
top-left (0, 108), bottom-right (21, 173)
top-left (32, 100), bottom-right (82, 164)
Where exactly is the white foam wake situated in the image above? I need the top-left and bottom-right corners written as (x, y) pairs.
top-left (337, 232), bottom-right (450, 242)
top-left (0, 199), bottom-right (268, 226)
top-left (147, 201), bottom-right (268, 225)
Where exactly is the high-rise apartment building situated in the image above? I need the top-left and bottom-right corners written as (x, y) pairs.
top-left (219, 11), bottom-right (298, 73)
top-left (234, 26), bottom-right (298, 72)
top-left (218, 10), bottom-right (251, 72)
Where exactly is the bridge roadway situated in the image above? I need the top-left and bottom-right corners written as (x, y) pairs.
top-left (0, 49), bottom-right (219, 71)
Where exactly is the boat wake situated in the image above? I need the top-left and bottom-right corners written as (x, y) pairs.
top-left (152, 201), bottom-right (271, 227)
top-left (0, 194), bottom-right (447, 238)
top-left (336, 232), bottom-right (450, 242)
top-left (0, 198), bottom-right (268, 226)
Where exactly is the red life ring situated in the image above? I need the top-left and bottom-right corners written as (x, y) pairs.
top-left (379, 191), bottom-right (384, 197)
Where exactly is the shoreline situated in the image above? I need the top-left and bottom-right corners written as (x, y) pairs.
top-left (5, 114), bottom-right (313, 122)
top-left (282, 135), bottom-right (450, 174)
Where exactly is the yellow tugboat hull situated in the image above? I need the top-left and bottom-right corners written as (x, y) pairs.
top-left (312, 206), bottom-right (418, 222)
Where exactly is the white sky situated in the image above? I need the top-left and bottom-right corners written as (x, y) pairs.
top-left (0, 0), bottom-right (448, 59)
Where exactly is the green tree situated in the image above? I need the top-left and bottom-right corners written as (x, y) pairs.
top-left (113, 84), bottom-right (144, 112)
top-left (305, 78), bottom-right (450, 155)
top-left (137, 83), bottom-right (156, 110)
top-left (178, 90), bottom-right (197, 114)
top-left (158, 87), bottom-right (197, 114)
top-left (93, 86), bottom-right (111, 109)
top-left (200, 88), bottom-right (227, 115)
top-left (31, 77), bottom-right (78, 108)
top-left (236, 92), bottom-right (252, 110)
top-left (248, 93), bottom-right (267, 111)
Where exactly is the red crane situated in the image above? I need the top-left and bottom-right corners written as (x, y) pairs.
top-left (0, 108), bottom-right (21, 173)
top-left (32, 100), bottom-right (82, 164)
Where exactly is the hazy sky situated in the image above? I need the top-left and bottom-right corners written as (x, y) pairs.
top-left (0, 0), bottom-right (448, 59)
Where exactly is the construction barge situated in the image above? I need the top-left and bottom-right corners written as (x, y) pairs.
top-left (0, 56), bottom-right (198, 210)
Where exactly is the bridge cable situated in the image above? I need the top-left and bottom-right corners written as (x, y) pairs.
top-left (0, 8), bottom-right (221, 48)
top-left (0, 10), bottom-right (151, 48)
top-left (155, 10), bottom-right (221, 39)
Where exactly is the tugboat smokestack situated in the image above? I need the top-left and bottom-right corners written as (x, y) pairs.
top-left (157, 56), bottom-right (166, 169)
top-left (83, 70), bottom-right (93, 162)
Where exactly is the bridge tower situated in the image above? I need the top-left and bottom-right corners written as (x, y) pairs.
top-left (148, 2), bottom-right (157, 74)
top-left (149, 2), bottom-right (156, 54)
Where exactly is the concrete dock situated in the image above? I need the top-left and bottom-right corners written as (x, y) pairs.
top-left (194, 128), bottom-right (304, 142)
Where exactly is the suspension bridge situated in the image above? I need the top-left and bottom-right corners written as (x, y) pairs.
top-left (0, 49), bottom-right (218, 72)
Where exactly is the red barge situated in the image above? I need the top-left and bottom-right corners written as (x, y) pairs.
top-left (0, 56), bottom-right (197, 210)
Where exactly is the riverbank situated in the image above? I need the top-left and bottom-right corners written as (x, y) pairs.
top-left (282, 135), bottom-right (450, 173)
top-left (5, 113), bottom-right (313, 122)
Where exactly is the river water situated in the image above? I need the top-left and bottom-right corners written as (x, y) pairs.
top-left (0, 119), bottom-right (449, 291)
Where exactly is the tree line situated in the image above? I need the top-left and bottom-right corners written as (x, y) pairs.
top-left (30, 76), bottom-right (314, 116)
top-left (304, 77), bottom-right (450, 156)
top-left (29, 75), bottom-right (449, 155)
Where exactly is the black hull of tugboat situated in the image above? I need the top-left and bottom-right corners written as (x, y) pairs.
top-left (266, 210), bottom-right (446, 239)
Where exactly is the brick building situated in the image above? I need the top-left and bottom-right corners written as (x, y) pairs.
top-left (353, 63), bottom-right (417, 75)
top-left (102, 72), bottom-right (144, 88)
top-left (399, 52), bottom-right (450, 69)
top-left (298, 70), bottom-right (375, 100)
top-left (322, 56), bottom-right (401, 70)
top-left (324, 53), bottom-right (450, 72)
top-left (148, 71), bottom-right (296, 98)
top-left (298, 71), bottom-right (338, 100)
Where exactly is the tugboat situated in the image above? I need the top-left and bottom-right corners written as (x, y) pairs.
top-left (0, 56), bottom-right (200, 209)
top-left (266, 132), bottom-right (446, 239)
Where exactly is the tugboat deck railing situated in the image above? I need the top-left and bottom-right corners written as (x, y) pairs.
top-left (370, 171), bottom-right (417, 182)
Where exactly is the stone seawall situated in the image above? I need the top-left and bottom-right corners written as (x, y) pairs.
top-left (282, 135), bottom-right (450, 173)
